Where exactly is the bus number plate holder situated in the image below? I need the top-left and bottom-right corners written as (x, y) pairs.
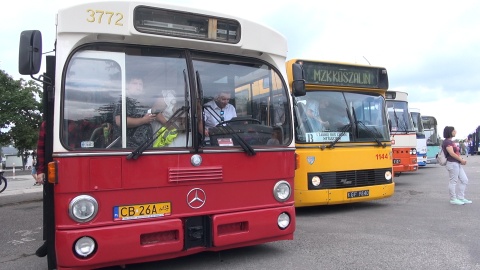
top-left (347, 190), bottom-right (369, 198)
top-left (113, 202), bottom-right (171, 221)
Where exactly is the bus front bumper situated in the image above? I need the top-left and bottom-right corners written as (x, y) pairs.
top-left (55, 205), bottom-right (295, 269)
top-left (294, 183), bottom-right (395, 207)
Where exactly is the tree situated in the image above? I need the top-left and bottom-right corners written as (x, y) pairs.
top-left (0, 70), bottom-right (43, 163)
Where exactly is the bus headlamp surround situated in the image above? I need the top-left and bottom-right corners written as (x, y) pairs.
top-left (273, 180), bottom-right (291, 202)
top-left (69, 195), bottom-right (98, 223)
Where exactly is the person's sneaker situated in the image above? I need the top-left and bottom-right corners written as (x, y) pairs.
top-left (458, 198), bottom-right (472, 204)
top-left (450, 199), bottom-right (465, 205)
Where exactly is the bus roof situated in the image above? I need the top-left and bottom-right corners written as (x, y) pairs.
top-left (56, 1), bottom-right (287, 58)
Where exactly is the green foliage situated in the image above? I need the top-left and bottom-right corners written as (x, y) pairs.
top-left (0, 70), bottom-right (43, 153)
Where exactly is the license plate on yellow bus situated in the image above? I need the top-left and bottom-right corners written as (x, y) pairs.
top-left (113, 202), bottom-right (171, 221)
top-left (347, 190), bottom-right (369, 198)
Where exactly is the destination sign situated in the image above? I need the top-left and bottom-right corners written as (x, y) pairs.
top-left (305, 132), bottom-right (350, 143)
top-left (300, 61), bottom-right (387, 89)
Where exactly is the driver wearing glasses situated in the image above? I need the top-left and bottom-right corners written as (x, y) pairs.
top-left (203, 90), bottom-right (237, 137)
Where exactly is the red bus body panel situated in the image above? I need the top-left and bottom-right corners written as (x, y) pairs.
top-left (53, 151), bottom-right (295, 269)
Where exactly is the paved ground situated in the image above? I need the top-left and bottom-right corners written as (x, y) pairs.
top-left (0, 169), bottom-right (43, 197)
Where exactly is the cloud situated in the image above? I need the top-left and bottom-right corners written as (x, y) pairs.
top-left (2, 0), bottom-right (479, 139)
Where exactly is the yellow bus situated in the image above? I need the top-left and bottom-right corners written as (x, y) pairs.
top-left (287, 59), bottom-right (394, 207)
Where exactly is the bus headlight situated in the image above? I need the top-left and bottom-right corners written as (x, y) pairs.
top-left (277, 212), bottom-right (290, 229)
top-left (273, 181), bottom-right (291, 202)
top-left (311, 176), bottom-right (321, 187)
top-left (74, 236), bottom-right (96, 258)
top-left (69, 195), bottom-right (98, 223)
top-left (385, 171), bottom-right (392, 181)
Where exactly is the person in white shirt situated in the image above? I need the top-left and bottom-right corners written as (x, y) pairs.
top-left (202, 90), bottom-right (237, 137)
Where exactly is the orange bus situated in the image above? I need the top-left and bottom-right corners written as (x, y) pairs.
top-left (18, 2), bottom-right (296, 269)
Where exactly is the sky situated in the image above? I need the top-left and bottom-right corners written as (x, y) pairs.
top-left (1, 0), bottom-right (480, 139)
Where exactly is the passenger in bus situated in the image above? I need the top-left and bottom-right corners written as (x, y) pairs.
top-left (202, 89), bottom-right (237, 137)
top-left (267, 127), bottom-right (282, 145)
top-left (318, 98), bottom-right (350, 130)
top-left (151, 89), bottom-right (184, 147)
top-left (113, 75), bottom-right (156, 148)
top-left (305, 100), bottom-right (329, 131)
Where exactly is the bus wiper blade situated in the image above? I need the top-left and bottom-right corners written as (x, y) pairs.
top-left (127, 106), bottom-right (189, 160)
top-left (327, 123), bottom-right (351, 149)
top-left (203, 105), bottom-right (255, 156)
top-left (356, 121), bottom-right (386, 148)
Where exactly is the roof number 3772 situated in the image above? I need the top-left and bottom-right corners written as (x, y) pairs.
top-left (86, 9), bottom-right (124, 26)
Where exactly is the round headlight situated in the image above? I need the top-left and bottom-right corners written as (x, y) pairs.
top-left (74, 236), bottom-right (96, 258)
top-left (385, 171), bottom-right (392, 181)
top-left (69, 195), bottom-right (98, 223)
top-left (412, 148), bottom-right (417, 155)
top-left (273, 181), bottom-right (291, 202)
top-left (311, 176), bottom-right (321, 187)
top-left (277, 212), bottom-right (290, 229)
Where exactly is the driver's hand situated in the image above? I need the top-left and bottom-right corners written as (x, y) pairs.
top-left (204, 128), bottom-right (210, 137)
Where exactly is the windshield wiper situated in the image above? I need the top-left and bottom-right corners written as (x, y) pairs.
top-left (352, 107), bottom-right (386, 148)
top-left (326, 107), bottom-right (353, 149)
top-left (392, 108), bottom-right (409, 134)
top-left (203, 105), bottom-right (256, 156)
top-left (356, 120), bottom-right (387, 148)
top-left (326, 123), bottom-right (352, 149)
top-left (127, 106), bottom-right (189, 160)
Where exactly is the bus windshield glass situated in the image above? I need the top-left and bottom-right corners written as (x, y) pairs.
top-left (422, 117), bottom-right (440, 146)
top-left (295, 91), bottom-right (389, 143)
top-left (387, 101), bottom-right (415, 132)
top-left (411, 112), bottom-right (425, 136)
top-left (62, 45), bottom-right (291, 150)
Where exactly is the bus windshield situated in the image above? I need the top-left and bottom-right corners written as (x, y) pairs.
top-left (295, 91), bottom-right (389, 143)
top-left (62, 45), bottom-right (291, 150)
top-left (411, 112), bottom-right (425, 136)
top-left (387, 101), bottom-right (415, 132)
top-left (422, 116), bottom-right (440, 146)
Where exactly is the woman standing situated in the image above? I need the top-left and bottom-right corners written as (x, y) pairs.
top-left (443, 126), bottom-right (471, 205)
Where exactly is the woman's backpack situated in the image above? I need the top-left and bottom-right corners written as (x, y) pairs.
top-left (436, 148), bottom-right (447, 166)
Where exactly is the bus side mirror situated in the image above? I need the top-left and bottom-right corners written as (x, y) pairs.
top-left (19, 30), bottom-right (42, 75)
top-left (388, 119), bottom-right (392, 132)
top-left (291, 63), bottom-right (305, 97)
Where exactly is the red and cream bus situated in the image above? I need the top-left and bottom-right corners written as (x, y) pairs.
top-left (18, 2), bottom-right (296, 269)
top-left (386, 91), bottom-right (417, 175)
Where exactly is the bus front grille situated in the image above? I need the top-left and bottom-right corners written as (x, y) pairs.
top-left (307, 168), bottom-right (391, 190)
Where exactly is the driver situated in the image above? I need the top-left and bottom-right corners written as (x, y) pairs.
top-left (203, 89), bottom-right (237, 137)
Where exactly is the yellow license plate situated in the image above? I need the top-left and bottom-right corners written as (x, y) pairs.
top-left (113, 202), bottom-right (171, 221)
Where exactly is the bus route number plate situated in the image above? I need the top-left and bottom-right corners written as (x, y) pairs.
top-left (113, 202), bottom-right (171, 221)
top-left (347, 190), bottom-right (369, 198)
